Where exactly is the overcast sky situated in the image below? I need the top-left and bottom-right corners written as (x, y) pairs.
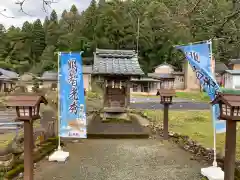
top-left (0, 0), bottom-right (91, 29)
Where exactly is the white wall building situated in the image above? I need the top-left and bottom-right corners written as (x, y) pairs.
top-left (223, 70), bottom-right (240, 89)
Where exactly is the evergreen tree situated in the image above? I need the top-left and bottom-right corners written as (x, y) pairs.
top-left (50, 10), bottom-right (58, 23)
top-left (70, 5), bottom-right (78, 15)
top-left (61, 10), bottom-right (67, 18)
top-left (22, 21), bottom-right (32, 33)
top-left (43, 16), bottom-right (50, 32)
top-left (32, 19), bottom-right (45, 61)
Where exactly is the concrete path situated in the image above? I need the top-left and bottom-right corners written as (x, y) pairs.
top-left (34, 139), bottom-right (204, 180)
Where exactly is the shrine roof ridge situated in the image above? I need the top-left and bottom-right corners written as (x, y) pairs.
top-left (93, 48), bottom-right (144, 76)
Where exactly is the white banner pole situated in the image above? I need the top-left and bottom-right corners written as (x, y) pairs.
top-left (48, 51), bottom-right (69, 162)
top-left (57, 52), bottom-right (61, 151)
top-left (209, 39), bottom-right (218, 167)
top-left (201, 40), bottom-right (224, 180)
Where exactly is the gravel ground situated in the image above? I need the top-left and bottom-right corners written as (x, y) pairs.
top-left (33, 139), bottom-right (204, 180)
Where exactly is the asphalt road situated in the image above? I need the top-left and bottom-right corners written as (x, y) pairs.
top-left (130, 96), bottom-right (193, 103)
top-left (34, 139), bottom-right (203, 180)
top-left (130, 96), bottom-right (209, 110)
top-left (130, 102), bottom-right (210, 110)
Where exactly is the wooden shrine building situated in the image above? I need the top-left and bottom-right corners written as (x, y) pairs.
top-left (92, 48), bottom-right (144, 119)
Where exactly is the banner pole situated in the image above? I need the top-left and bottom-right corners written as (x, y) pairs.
top-left (48, 52), bottom-right (69, 162)
top-left (209, 39), bottom-right (218, 167)
top-left (57, 52), bottom-right (61, 151)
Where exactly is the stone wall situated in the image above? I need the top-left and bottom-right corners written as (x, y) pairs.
top-left (137, 111), bottom-right (240, 180)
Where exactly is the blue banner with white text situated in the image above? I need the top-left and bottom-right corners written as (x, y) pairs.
top-left (175, 41), bottom-right (226, 133)
top-left (59, 52), bottom-right (87, 138)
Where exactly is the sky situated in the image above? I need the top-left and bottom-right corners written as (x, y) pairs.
top-left (0, 0), bottom-right (92, 29)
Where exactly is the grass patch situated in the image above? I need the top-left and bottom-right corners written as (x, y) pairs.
top-left (142, 110), bottom-right (238, 158)
top-left (176, 92), bottom-right (210, 102)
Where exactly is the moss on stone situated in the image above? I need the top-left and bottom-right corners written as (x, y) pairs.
top-left (4, 137), bottom-right (58, 179)
top-left (0, 120), bottom-right (41, 149)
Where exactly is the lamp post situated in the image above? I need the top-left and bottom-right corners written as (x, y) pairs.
top-left (158, 76), bottom-right (175, 140)
top-left (211, 93), bottom-right (240, 180)
top-left (5, 95), bottom-right (48, 180)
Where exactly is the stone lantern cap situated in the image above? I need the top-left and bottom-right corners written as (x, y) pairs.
top-left (158, 89), bottom-right (176, 96)
top-left (4, 95), bottom-right (48, 107)
top-left (211, 92), bottom-right (240, 121)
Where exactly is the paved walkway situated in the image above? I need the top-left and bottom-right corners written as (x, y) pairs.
top-left (34, 139), bottom-right (204, 180)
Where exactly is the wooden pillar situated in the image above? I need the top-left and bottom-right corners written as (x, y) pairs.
top-left (126, 80), bottom-right (130, 109)
top-left (224, 120), bottom-right (237, 180)
top-left (24, 120), bottom-right (34, 180)
top-left (103, 79), bottom-right (107, 108)
top-left (163, 104), bottom-right (169, 140)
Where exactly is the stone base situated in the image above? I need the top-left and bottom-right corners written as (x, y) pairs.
top-left (87, 114), bottom-right (149, 138)
top-left (100, 112), bottom-right (130, 122)
top-left (201, 166), bottom-right (224, 180)
top-left (48, 149), bottom-right (69, 162)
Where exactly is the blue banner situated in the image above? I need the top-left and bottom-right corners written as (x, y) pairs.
top-left (59, 52), bottom-right (87, 138)
top-left (175, 41), bottom-right (226, 133)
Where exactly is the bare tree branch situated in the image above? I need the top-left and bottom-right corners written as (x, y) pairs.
top-left (41, 0), bottom-right (59, 13)
top-left (0, 9), bottom-right (14, 18)
top-left (14, 0), bottom-right (60, 16)
top-left (15, 0), bottom-right (33, 16)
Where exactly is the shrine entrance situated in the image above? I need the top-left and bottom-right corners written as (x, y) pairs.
top-left (102, 77), bottom-right (130, 120)
top-left (104, 77), bottom-right (129, 111)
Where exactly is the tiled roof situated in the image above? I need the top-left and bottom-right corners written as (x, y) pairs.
top-left (92, 48), bottom-right (144, 76)
top-left (225, 70), bottom-right (240, 75)
top-left (229, 59), bottom-right (240, 65)
top-left (0, 68), bottom-right (19, 79)
top-left (155, 62), bottom-right (176, 70)
top-left (0, 74), bottom-right (12, 80)
top-left (41, 71), bottom-right (57, 80)
top-left (131, 77), bottom-right (160, 82)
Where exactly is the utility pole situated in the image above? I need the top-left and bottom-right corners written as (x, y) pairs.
top-left (136, 17), bottom-right (140, 55)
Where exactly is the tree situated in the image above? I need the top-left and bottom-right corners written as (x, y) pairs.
top-left (22, 21), bottom-right (32, 33)
top-left (50, 10), bottom-right (58, 23)
top-left (32, 19), bottom-right (45, 61)
top-left (1, 1), bottom-right (240, 74)
top-left (70, 5), bottom-right (78, 15)
top-left (43, 16), bottom-right (50, 32)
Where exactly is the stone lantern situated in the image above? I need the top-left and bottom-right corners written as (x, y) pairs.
top-left (211, 93), bottom-right (240, 180)
top-left (5, 95), bottom-right (48, 180)
top-left (158, 76), bottom-right (176, 140)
